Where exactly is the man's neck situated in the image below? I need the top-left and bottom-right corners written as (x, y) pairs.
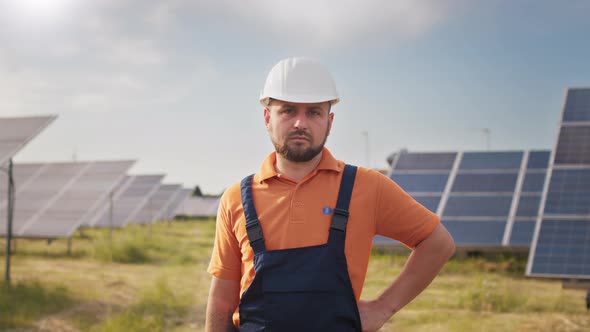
top-left (274, 151), bottom-right (323, 183)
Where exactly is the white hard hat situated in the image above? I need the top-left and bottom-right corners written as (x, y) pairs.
top-left (259, 57), bottom-right (340, 106)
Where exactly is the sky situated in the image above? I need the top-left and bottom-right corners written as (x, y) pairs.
top-left (1, 0), bottom-right (589, 195)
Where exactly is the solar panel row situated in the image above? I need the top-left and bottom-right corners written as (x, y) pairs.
top-left (2, 116), bottom-right (196, 240)
top-left (385, 149), bottom-right (550, 248)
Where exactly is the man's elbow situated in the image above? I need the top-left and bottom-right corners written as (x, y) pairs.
top-left (422, 223), bottom-right (455, 260)
top-left (440, 224), bottom-right (455, 260)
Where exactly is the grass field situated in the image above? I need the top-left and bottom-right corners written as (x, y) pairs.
top-left (0, 219), bottom-right (589, 331)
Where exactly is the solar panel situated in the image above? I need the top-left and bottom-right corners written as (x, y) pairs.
top-left (162, 188), bottom-right (192, 220)
top-left (527, 88), bottom-right (590, 279)
top-left (459, 151), bottom-right (523, 170)
top-left (177, 196), bottom-right (220, 218)
top-left (554, 126), bottom-right (590, 164)
top-left (412, 195), bottom-right (441, 213)
top-left (80, 175), bottom-right (134, 227)
top-left (442, 220), bottom-right (507, 246)
top-left (443, 195), bottom-right (513, 217)
top-left (515, 194), bottom-right (542, 217)
top-left (131, 184), bottom-right (182, 224)
top-left (91, 174), bottom-right (165, 228)
top-left (527, 151), bottom-right (551, 169)
top-left (390, 173), bottom-right (449, 192)
top-left (383, 149), bottom-right (552, 248)
top-left (452, 173), bottom-right (518, 192)
top-left (509, 220), bottom-right (536, 246)
top-left (543, 169), bottom-right (590, 215)
top-left (521, 171), bottom-right (546, 192)
top-left (530, 219), bottom-right (590, 276)
top-left (394, 152), bottom-right (457, 170)
top-left (0, 161), bottom-right (134, 238)
top-left (563, 88), bottom-right (590, 122)
top-left (0, 116), bottom-right (56, 166)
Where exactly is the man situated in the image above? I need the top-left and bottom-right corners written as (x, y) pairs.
top-left (206, 57), bottom-right (455, 332)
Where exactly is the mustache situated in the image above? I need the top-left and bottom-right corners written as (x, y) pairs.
top-left (288, 130), bottom-right (312, 140)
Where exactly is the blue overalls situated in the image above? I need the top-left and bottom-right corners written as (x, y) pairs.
top-left (238, 164), bottom-right (362, 331)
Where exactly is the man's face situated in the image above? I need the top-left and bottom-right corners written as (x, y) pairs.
top-left (264, 99), bottom-right (334, 162)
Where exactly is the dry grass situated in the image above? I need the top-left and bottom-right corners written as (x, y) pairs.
top-left (0, 218), bottom-right (588, 331)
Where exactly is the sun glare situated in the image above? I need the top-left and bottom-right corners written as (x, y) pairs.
top-left (9, 0), bottom-right (74, 21)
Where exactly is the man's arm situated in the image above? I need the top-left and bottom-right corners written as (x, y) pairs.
top-left (359, 223), bottom-right (455, 332)
top-left (205, 276), bottom-right (240, 332)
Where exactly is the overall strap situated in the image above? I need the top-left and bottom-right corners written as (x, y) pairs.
top-left (240, 174), bottom-right (266, 254)
top-left (330, 164), bottom-right (357, 234)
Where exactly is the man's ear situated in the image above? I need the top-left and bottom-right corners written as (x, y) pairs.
top-left (264, 108), bottom-right (271, 128)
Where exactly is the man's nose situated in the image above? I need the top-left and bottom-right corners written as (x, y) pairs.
top-left (293, 113), bottom-right (308, 130)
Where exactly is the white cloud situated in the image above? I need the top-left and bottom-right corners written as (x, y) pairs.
top-left (181, 0), bottom-right (465, 48)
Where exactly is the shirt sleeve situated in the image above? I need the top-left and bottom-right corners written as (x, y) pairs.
top-left (374, 173), bottom-right (440, 249)
top-left (207, 193), bottom-right (242, 281)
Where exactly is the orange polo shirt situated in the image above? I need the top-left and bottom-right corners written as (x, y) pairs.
top-left (208, 148), bottom-right (439, 326)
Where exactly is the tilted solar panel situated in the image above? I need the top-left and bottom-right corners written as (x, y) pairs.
top-left (383, 149), bottom-right (551, 248)
top-left (394, 152), bottom-right (457, 170)
top-left (442, 220), bottom-right (507, 246)
top-left (527, 151), bottom-right (551, 169)
top-left (162, 188), bottom-right (192, 220)
top-left (0, 116), bottom-right (56, 166)
top-left (92, 174), bottom-right (165, 228)
top-left (412, 195), bottom-right (441, 213)
top-left (452, 173), bottom-right (518, 193)
top-left (563, 88), bottom-right (590, 122)
top-left (443, 195), bottom-right (513, 217)
top-left (527, 88), bottom-right (590, 279)
top-left (16, 160), bottom-right (134, 238)
top-left (390, 173), bottom-right (449, 193)
top-left (131, 184), bottom-right (182, 224)
top-left (544, 169), bottom-right (590, 215)
top-left (0, 162), bottom-right (90, 236)
top-left (459, 151), bottom-right (523, 170)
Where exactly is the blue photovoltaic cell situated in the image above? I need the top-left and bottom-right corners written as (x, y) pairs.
top-left (394, 152), bottom-right (457, 170)
top-left (509, 221), bottom-right (536, 246)
top-left (521, 171), bottom-right (546, 192)
top-left (554, 126), bottom-right (590, 165)
top-left (544, 169), bottom-right (590, 215)
top-left (563, 88), bottom-right (590, 122)
top-left (530, 219), bottom-right (590, 276)
top-left (442, 220), bottom-right (506, 246)
top-left (459, 151), bottom-right (523, 170)
top-left (412, 195), bottom-right (441, 213)
top-left (390, 173), bottom-right (449, 192)
top-left (516, 195), bottom-right (542, 217)
top-left (452, 173), bottom-right (518, 192)
top-left (443, 195), bottom-right (513, 217)
top-left (527, 151), bottom-right (551, 169)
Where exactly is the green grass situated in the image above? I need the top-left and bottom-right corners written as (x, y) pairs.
top-left (0, 280), bottom-right (74, 328)
top-left (1, 218), bottom-right (589, 332)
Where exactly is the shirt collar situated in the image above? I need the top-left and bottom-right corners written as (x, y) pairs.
top-left (258, 147), bottom-right (341, 183)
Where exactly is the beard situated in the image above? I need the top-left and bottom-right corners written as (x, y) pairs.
top-left (271, 128), bottom-right (329, 162)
